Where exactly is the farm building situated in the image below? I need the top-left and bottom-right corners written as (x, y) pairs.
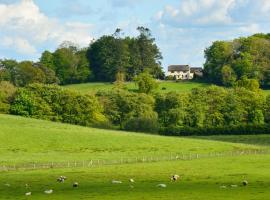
top-left (167, 65), bottom-right (203, 80)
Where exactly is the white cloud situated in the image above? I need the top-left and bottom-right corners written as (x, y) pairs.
top-left (157, 0), bottom-right (236, 27)
top-left (0, 0), bottom-right (93, 57)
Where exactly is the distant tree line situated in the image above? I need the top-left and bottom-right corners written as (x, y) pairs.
top-left (204, 33), bottom-right (270, 88)
top-left (1, 79), bottom-right (269, 135)
top-left (0, 27), bottom-right (164, 86)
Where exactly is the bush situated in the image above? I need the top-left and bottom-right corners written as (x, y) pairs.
top-left (0, 81), bottom-right (16, 113)
top-left (124, 117), bottom-right (159, 133)
top-left (10, 84), bottom-right (107, 126)
top-left (159, 124), bottom-right (270, 136)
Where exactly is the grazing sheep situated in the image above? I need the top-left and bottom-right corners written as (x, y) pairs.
top-left (25, 192), bottom-right (31, 196)
top-left (73, 182), bottom-right (79, 188)
top-left (231, 185), bottom-right (238, 188)
top-left (112, 180), bottom-right (122, 184)
top-left (171, 175), bottom-right (180, 182)
top-left (157, 184), bottom-right (167, 188)
top-left (44, 189), bottom-right (53, 194)
top-left (129, 179), bottom-right (135, 183)
top-left (242, 180), bottom-right (248, 186)
top-left (4, 183), bottom-right (10, 187)
top-left (57, 176), bottom-right (67, 183)
top-left (220, 185), bottom-right (227, 189)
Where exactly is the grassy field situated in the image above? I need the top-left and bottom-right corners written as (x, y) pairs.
top-left (65, 81), bottom-right (270, 95)
top-left (1, 114), bottom-right (270, 199)
top-left (0, 114), bottom-right (257, 164)
top-left (65, 81), bottom-right (211, 93)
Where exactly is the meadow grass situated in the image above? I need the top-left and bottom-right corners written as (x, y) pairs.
top-left (0, 114), bottom-right (258, 165)
top-left (64, 81), bottom-right (211, 94)
top-left (64, 81), bottom-right (270, 95)
top-left (1, 114), bottom-right (270, 199)
top-left (0, 155), bottom-right (270, 200)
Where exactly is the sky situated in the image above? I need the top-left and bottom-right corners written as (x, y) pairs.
top-left (1, 0), bottom-right (270, 71)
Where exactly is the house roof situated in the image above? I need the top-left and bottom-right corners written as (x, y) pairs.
top-left (168, 65), bottom-right (190, 71)
top-left (190, 67), bottom-right (203, 72)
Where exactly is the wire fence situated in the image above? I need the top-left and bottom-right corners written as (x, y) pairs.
top-left (0, 149), bottom-right (269, 172)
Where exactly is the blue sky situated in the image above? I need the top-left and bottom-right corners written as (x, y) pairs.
top-left (1, 0), bottom-right (270, 71)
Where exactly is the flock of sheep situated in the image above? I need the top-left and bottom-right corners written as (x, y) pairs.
top-left (3, 174), bottom-right (248, 197)
top-left (22, 174), bottom-right (181, 196)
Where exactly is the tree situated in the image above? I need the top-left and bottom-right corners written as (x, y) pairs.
top-left (87, 27), bottom-right (164, 82)
top-left (40, 43), bottom-right (91, 85)
top-left (14, 61), bottom-right (46, 86)
top-left (204, 34), bottom-right (270, 88)
top-left (236, 76), bottom-right (260, 91)
top-left (221, 65), bottom-right (236, 86)
top-left (114, 71), bottom-right (126, 89)
top-left (88, 35), bottom-right (130, 82)
top-left (134, 71), bottom-right (158, 94)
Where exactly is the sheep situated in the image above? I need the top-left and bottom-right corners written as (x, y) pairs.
top-left (44, 189), bottom-right (53, 194)
top-left (231, 185), bottom-right (238, 188)
top-left (129, 179), bottom-right (135, 183)
top-left (25, 192), bottom-right (31, 196)
top-left (57, 176), bottom-right (67, 183)
top-left (73, 182), bottom-right (79, 188)
top-left (220, 185), bottom-right (227, 189)
top-left (242, 180), bottom-right (248, 186)
top-left (4, 183), bottom-right (10, 187)
top-left (157, 184), bottom-right (167, 188)
top-left (171, 175), bottom-right (180, 182)
top-left (112, 180), bottom-right (122, 184)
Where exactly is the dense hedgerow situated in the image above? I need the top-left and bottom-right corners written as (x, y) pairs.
top-left (1, 82), bottom-right (269, 135)
top-left (10, 84), bottom-right (107, 126)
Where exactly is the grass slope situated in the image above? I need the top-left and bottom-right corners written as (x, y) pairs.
top-left (65, 81), bottom-right (270, 95)
top-left (1, 155), bottom-right (270, 200)
top-left (64, 81), bottom-right (210, 93)
top-left (0, 114), bottom-right (257, 164)
top-left (1, 114), bottom-right (270, 200)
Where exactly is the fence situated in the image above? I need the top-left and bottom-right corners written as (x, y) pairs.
top-left (0, 149), bottom-right (268, 172)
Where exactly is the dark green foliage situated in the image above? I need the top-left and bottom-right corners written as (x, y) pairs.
top-left (159, 124), bottom-right (270, 136)
top-left (204, 34), bottom-right (270, 87)
top-left (124, 117), bottom-right (159, 133)
top-left (88, 35), bottom-right (130, 82)
top-left (40, 45), bottom-right (91, 85)
top-left (10, 84), bottom-right (107, 126)
top-left (97, 89), bottom-right (157, 130)
top-left (87, 27), bottom-right (164, 82)
top-left (0, 59), bottom-right (59, 87)
top-left (0, 81), bottom-right (16, 113)
top-left (155, 86), bottom-right (267, 131)
top-left (134, 71), bottom-right (159, 94)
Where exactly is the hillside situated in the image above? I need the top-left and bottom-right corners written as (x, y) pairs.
top-left (0, 114), bottom-right (260, 165)
top-left (1, 114), bottom-right (270, 200)
top-left (64, 81), bottom-right (210, 93)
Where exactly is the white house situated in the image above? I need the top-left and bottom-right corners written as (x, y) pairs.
top-left (167, 65), bottom-right (203, 80)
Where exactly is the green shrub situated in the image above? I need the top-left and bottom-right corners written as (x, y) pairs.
top-left (10, 84), bottom-right (107, 126)
top-left (0, 81), bottom-right (16, 113)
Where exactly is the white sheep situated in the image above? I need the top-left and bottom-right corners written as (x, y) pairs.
top-left (112, 180), bottom-right (122, 184)
top-left (25, 192), bottom-right (31, 196)
top-left (129, 179), bottom-right (135, 183)
top-left (44, 189), bottom-right (53, 194)
top-left (157, 183), bottom-right (167, 188)
top-left (171, 175), bottom-right (180, 181)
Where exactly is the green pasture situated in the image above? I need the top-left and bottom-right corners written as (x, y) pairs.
top-left (64, 81), bottom-right (210, 93)
top-left (0, 114), bottom-right (270, 199)
top-left (0, 114), bottom-right (257, 165)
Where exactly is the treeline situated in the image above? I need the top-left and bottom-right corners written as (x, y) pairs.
top-left (0, 27), bottom-right (164, 86)
top-left (1, 81), bottom-right (269, 135)
top-left (204, 33), bottom-right (270, 88)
